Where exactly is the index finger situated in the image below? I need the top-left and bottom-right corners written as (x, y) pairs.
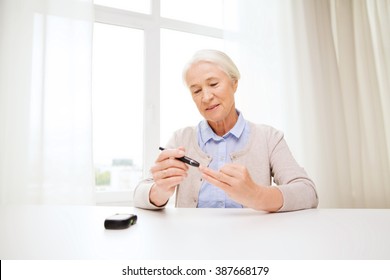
top-left (199, 165), bottom-right (231, 191)
top-left (219, 164), bottom-right (245, 177)
top-left (199, 165), bottom-right (219, 180)
top-left (200, 165), bottom-right (238, 186)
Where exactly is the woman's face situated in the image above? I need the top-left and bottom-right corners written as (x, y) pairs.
top-left (185, 61), bottom-right (238, 128)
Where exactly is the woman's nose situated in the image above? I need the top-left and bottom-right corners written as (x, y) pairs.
top-left (202, 89), bottom-right (213, 101)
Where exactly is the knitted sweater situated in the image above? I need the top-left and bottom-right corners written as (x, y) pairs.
top-left (133, 122), bottom-right (318, 212)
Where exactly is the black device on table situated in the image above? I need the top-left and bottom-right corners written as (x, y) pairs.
top-left (104, 214), bottom-right (137, 230)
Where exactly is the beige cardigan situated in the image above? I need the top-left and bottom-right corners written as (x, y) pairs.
top-left (133, 122), bottom-right (319, 212)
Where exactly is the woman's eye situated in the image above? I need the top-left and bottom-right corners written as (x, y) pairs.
top-left (193, 89), bottom-right (201, 94)
top-left (210, 83), bottom-right (218, 87)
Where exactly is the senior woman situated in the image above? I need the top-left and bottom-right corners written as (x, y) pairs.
top-left (134, 49), bottom-right (318, 212)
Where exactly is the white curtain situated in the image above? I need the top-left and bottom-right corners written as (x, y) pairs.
top-left (224, 0), bottom-right (390, 208)
top-left (0, 0), bottom-right (95, 205)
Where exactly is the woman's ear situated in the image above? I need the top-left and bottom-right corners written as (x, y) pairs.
top-left (232, 79), bottom-right (238, 92)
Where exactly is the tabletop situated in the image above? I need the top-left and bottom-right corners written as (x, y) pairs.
top-left (1, 205), bottom-right (389, 259)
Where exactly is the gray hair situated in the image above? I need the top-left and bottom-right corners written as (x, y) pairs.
top-left (182, 49), bottom-right (241, 84)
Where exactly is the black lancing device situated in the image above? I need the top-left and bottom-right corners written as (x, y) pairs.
top-left (159, 147), bottom-right (200, 167)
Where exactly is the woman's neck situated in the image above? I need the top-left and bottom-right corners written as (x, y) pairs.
top-left (208, 109), bottom-right (239, 136)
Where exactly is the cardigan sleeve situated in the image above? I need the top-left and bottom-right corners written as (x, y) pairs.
top-left (267, 128), bottom-right (319, 211)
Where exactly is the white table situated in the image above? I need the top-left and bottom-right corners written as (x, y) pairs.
top-left (1, 205), bottom-right (389, 259)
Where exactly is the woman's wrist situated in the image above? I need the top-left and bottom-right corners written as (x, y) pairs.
top-left (149, 184), bottom-right (172, 207)
top-left (251, 186), bottom-right (283, 212)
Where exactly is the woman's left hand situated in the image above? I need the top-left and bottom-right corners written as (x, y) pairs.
top-left (199, 163), bottom-right (283, 212)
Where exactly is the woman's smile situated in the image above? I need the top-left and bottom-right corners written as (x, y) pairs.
top-left (205, 104), bottom-right (220, 111)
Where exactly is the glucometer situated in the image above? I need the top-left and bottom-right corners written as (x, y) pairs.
top-left (159, 147), bottom-right (200, 167)
top-left (104, 214), bottom-right (137, 230)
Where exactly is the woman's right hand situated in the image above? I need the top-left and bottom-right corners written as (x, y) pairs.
top-left (149, 147), bottom-right (189, 206)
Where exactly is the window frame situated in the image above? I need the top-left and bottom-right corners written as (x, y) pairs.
top-left (93, 1), bottom-right (223, 205)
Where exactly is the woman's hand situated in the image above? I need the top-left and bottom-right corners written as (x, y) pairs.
top-left (149, 147), bottom-right (188, 206)
top-left (199, 163), bottom-right (283, 212)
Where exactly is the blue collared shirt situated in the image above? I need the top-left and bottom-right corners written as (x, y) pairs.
top-left (197, 111), bottom-right (250, 208)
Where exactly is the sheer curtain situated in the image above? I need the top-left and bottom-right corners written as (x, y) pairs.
top-left (224, 0), bottom-right (390, 208)
top-left (0, 0), bottom-right (95, 205)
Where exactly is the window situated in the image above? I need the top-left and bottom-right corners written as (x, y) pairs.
top-left (92, 23), bottom-right (144, 202)
top-left (160, 0), bottom-right (224, 28)
top-left (93, 0), bottom-right (224, 205)
top-left (94, 0), bottom-right (151, 14)
top-left (160, 29), bottom-right (223, 145)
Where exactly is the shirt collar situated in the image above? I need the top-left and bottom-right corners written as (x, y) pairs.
top-left (199, 110), bottom-right (246, 144)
